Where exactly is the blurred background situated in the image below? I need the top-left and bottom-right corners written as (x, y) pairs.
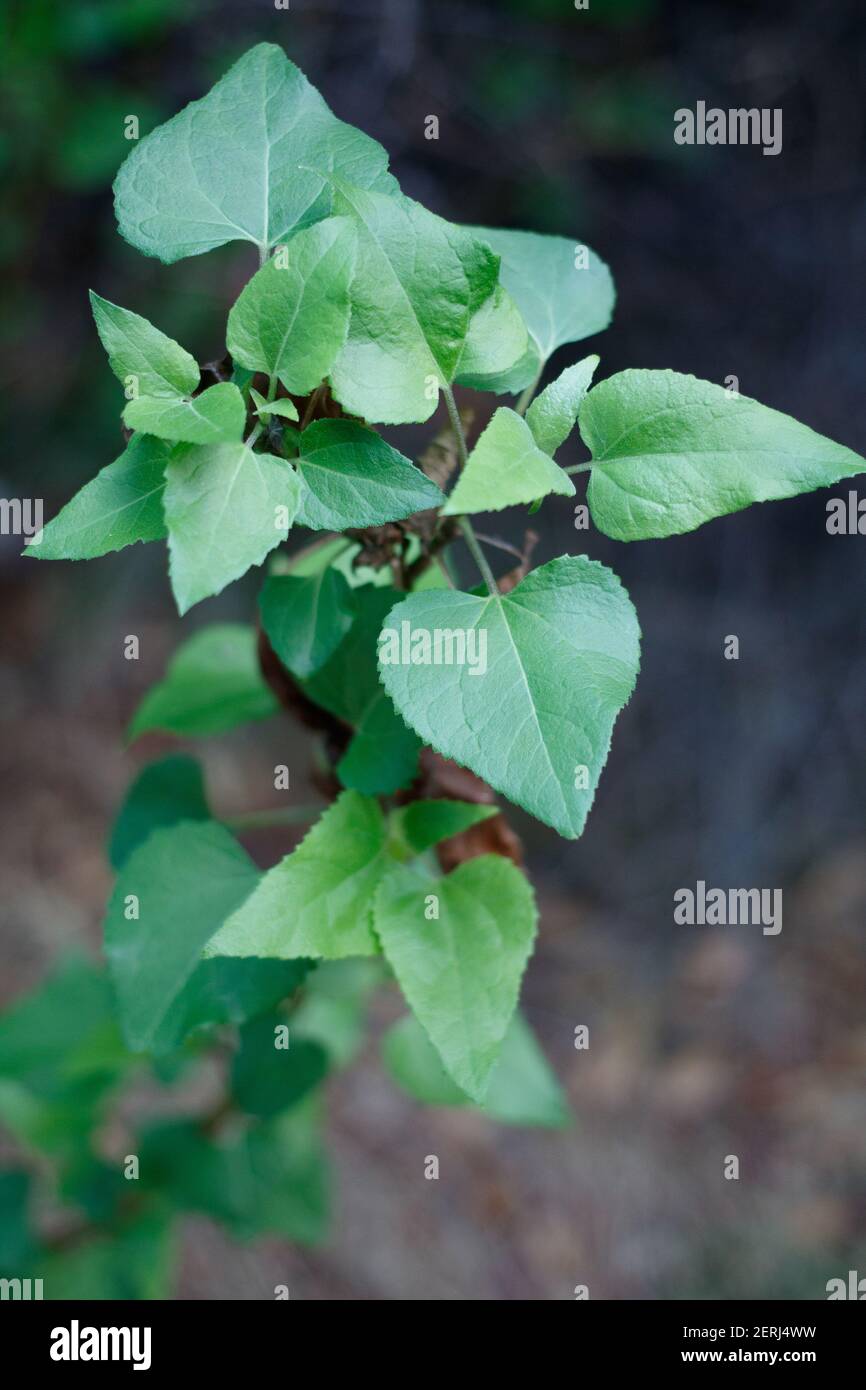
top-left (2, 0), bottom-right (866, 1299)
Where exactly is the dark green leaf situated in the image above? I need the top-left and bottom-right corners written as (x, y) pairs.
top-left (231, 1013), bottom-right (329, 1116)
top-left (259, 569), bottom-right (357, 680)
top-left (303, 586), bottom-right (421, 795)
top-left (108, 755), bottom-right (209, 869)
top-left (295, 419), bottom-right (445, 530)
top-left (104, 820), bottom-right (303, 1053)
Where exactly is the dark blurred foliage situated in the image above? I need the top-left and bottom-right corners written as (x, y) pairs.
top-left (2, 0), bottom-right (866, 1299)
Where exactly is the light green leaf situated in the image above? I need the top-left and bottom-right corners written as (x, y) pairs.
top-left (251, 389), bottom-right (299, 422)
top-left (526, 354), bottom-right (599, 455)
top-left (454, 284), bottom-right (535, 393)
top-left (471, 226), bottom-right (615, 368)
top-left (123, 382), bottom-right (245, 444)
top-left (104, 820), bottom-right (305, 1053)
top-left (129, 624), bottom-right (277, 739)
top-left (109, 755), bottom-right (209, 869)
top-left (334, 690), bottom-right (421, 795)
top-left (328, 182), bottom-right (498, 423)
top-left (303, 586), bottom-right (421, 795)
top-left (231, 1013), bottom-right (328, 1117)
top-left (378, 555), bottom-right (641, 839)
top-left (270, 536), bottom-right (408, 589)
top-left (581, 368), bottom-right (866, 541)
top-left (259, 569), bottom-right (357, 680)
top-left (295, 419), bottom-right (445, 530)
top-left (411, 557), bottom-right (453, 591)
top-left (442, 407), bottom-right (575, 516)
top-left (292, 959), bottom-right (384, 1068)
top-left (206, 790), bottom-right (388, 961)
top-left (164, 442), bottom-right (301, 613)
top-left (374, 857), bottom-right (537, 1103)
top-left (389, 799), bottom-right (498, 856)
top-left (27, 435), bottom-right (171, 561)
top-left (90, 291), bottom-right (199, 397)
top-left (227, 217), bottom-right (356, 394)
top-left (270, 534), bottom-right (351, 577)
top-left (114, 43), bottom-right (397, 264)
top-left (382, 1011), bottom-right (569, 1127)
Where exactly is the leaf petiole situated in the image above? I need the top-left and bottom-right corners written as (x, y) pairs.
top-left (442, 385), bottom-right (499, 595)
top-left (222, 804), bottom-right (323, 832)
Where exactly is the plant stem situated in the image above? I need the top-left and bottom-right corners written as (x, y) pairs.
top-left (563, 461), bottom-right (592, 475)
top-left (472, 531), bottom-right (525, 560)
top-left (442, 386), bottom-right (498, 595)
top-left (515, 364), bottom-right (543, 417)
top-left (223, 805), bottom-right (322, 831)
top-left (301, 383), bottom-right (325, 430)
top-left (442, 384), bottom-right (469, 471)
top-left (461, 516), bottom-right (499, 595)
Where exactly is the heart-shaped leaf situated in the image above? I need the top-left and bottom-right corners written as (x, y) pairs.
top-left (226, 217), bottom-right (357, 394)
top-left (164, 442), bottom-right (301, 612)
top-left (378, 555), bottom-right (641, 839)
top-left (328, 183), bottom-right (499, 423)
top-left (581, 369), bottom-right (866, 540)
top-left (259, 568), bottom-right (357, 680)
top-left (114, 44), bottom-right (397, 263)
top-left (374, 857), bottom-right (537, 1102)
top-left (470, 226), bottom-right (615, 371)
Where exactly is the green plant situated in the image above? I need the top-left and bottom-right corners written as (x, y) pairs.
top-left (6, 43), bottom-right (865, 1298)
